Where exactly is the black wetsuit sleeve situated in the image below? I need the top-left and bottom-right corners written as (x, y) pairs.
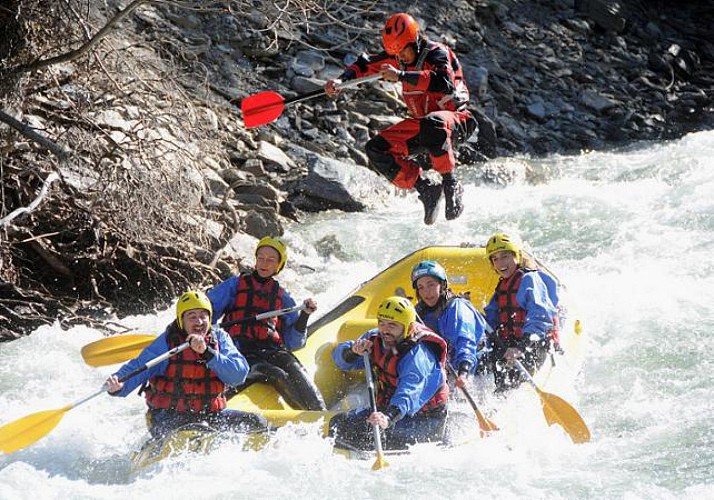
top-left (341, 346), bottom-right (360, 363)
top-left (294, 311), bottom-right (310, 333)
top-left (385, 406), bottom-right (403, 427)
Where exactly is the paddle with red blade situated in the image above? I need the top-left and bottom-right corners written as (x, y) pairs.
top-left (241, 74), bottom-right (382, 128)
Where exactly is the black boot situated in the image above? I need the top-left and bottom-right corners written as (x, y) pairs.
top-left (415, 178), bottom-right (443, 225)
top-left (442, 174), bottom-right (464, 221)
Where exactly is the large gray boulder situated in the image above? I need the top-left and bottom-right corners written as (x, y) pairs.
top-left (290, 148), bottom-right (393, 212)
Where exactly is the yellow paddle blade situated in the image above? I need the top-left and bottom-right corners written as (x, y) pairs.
top-left (476, 409), bottom-right (500, 434)
top-left (372, 451), bottom-right (389, 471)
top-left (0, 405), bottom-right (71, 454)
top-left (537, 388), bottom-right (591, 444)
top-left (81, 335), bottom-right (155, 367)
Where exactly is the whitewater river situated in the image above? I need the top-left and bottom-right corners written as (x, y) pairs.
top-left (1, 131), bottom-right (713, 499)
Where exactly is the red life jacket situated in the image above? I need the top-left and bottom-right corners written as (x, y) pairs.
top-left (495, 268), bottom-right (560, 343)
top-left (345, 41), bottom-right (470, 119)
top-left (145, 324), bottom-right (226, 413)
top-left (399, 40), bottom-right (470, 118)
top-left (368, 323), bottom-right (449, 414)
top-left (225, 272), bottom-right (285, 346)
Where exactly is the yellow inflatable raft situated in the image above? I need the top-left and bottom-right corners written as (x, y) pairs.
top-left (131, 245), bottom-right (587, 470)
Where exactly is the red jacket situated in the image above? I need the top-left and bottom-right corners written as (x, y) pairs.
top-left (341, 40), bottom-right (470, 118)
top-left (145, 325), bottom-right (226, 413)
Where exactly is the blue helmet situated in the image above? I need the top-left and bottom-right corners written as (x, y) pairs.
top-left (411, 260), bottom-right (448, 289)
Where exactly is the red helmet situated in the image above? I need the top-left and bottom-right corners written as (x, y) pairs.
top-left (382, 13), bottom-right (420, 56)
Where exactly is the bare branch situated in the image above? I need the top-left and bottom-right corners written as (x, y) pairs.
top-left (0, 172), bottom-right (60, 227)
top-left (0, 110), bottom-right (71, 158)
top-left (7, 0), bottom-right (153, 76)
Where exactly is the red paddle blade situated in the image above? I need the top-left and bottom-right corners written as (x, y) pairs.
top-left (241, 91), bottom-right (286, 128)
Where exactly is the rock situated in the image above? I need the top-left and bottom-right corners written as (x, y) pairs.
top-left (369, 115), bottom-right (403, 130)
top-left (166, 11), bottom-right (202, 30)
top-left (234, 182), bottom-right (282, 202)
top-left (575, 0), bottom-right (626, 33)
top-left (580, 91), bottom-right (621, 113)
top-left (242, 209), bottom-right (284, 239)
top-left (181, 212), bottom-right (223, 241)
top-left (198, 107), bottom-right (219, 131)
top-left (221, 167), bottom-right (255, 185)
top-left (291, 50), bottom-right (325, 78)
top-left (527, 101), bottom-right (547, 121)
top-left (291, 76), bottom-right (324, 93)
top-left (241, 158), bottom-right (266, 177)
top-left (257, 141), bottom-right (296, 172)
top-left (315, 234), bottom-right (350, 260)
top-left (92, 109), bottom-right (136, 132)
top-left (203, 167), bottom-right (230, 197)
top-left (463, 64), bottom-right (489, 101)
top-left (292, 151), bottom-right (392, 212)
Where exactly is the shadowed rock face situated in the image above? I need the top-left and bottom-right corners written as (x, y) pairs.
top-left (0, 0), bottom-right (712, 339)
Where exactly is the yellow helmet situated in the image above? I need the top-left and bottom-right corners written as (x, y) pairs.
top-left (176, 290), bottom-right (212, 330)
top-left (486, 232), bottom-right (522, 263)
top-left (377, 296), bottom-right (417, 339)
top-left (256, 236), bottom-right (288, 273)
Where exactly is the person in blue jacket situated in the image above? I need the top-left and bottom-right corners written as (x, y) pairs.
top-left (329, 296), bottom-right (449, 451)
top-left (105, 290), bottom-right (269, 438)
top-left (411, 260), bottom-right (489, 388)
top-left (207, 236), bottom-right (326, 411)
top-left (483, 233), bottom-right (560, 392)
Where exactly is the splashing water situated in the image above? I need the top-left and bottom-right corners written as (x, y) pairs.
top-left (2, 132), bottom-right (714, 499)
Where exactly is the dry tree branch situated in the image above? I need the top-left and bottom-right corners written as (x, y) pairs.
top-left (7, 0), bottom-right (153, 76)
top-left (0, 110), bottom-right (71, 158)
top-left (0, 172), bottom-right (60, 226)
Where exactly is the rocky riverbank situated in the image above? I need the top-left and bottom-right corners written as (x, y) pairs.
top-left (0, 0), bottom-right (712, 340)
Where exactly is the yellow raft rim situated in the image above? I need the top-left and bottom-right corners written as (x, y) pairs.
top-left (131, 244), bottom-right (586, 471)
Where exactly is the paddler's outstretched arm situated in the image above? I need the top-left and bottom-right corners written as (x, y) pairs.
top-left (106, 335), bottom-right (171, 396)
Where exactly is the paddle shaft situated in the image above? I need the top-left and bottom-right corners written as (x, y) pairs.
top-left (242, 73), bottom-right (382, 121)
top-left (219, 303), bottom-right (305, 329)
top-left (362, 353), bottom-right (387, 463)
top-left (513, 359), bottom-right (540, 389)
top-left (281, 74), bottom-right (382, 107)
top-left (78, 342), bottom-right (191, 406)
top-left (445, 363), bottom-right (499, 433)
top-left (0, 342), bottom-right (192, 454)
top-left (80, 304), bottom-right (308, 368)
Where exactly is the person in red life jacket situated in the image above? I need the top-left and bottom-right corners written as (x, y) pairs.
top-left (207, 236), bottom-right (326, 411)
top-left (324, 12), bottom-right (483, 225)
top-left (105, 290), bottom-right (269, 438)
top-left (329, 296), bottom-right (449, 451)
top-left (411, 260), bottom-right (489, 389)
top-left (483, 233), bottom-right (561, 392)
